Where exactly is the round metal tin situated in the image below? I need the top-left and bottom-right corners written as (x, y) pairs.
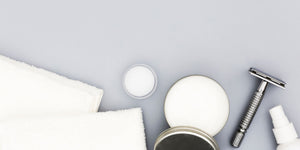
top-left (154, 126), bottom-right (219, 150)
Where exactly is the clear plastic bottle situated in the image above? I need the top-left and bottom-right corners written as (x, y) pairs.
top-left (270, 105), bottom-right (300, 150)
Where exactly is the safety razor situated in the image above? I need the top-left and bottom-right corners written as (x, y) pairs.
top-left (231, 68), bottom-right (286, 148)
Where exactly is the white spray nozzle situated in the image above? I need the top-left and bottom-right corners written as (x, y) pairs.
top-left (270, 105), bottom-right (298, 144)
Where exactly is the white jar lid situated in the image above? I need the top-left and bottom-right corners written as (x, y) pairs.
top-left (164, 75), bottom-right (229, 136)
top-left (123, 64), bottom-right (158, 99)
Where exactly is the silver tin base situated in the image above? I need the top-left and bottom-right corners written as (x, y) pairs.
top-left (154, 126), bottom-right (219, 150)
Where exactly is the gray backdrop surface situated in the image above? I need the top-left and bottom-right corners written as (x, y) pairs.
top-left (1, 0), bottom-right (300, 149)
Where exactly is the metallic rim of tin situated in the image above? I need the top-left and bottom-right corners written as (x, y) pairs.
top-left (154, 126), bottom-right (220, 150)
top-left (163, 75), bottom-right (230, 135)
top-left (122, 64), bottom-right (158, 99)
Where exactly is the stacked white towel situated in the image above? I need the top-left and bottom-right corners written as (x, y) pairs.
top-left (0, 55), bottom-right (147, 150)
top-left (0, 108), bottom-right (147, 150)
top-left (0, 55), bottom-right (103, 120)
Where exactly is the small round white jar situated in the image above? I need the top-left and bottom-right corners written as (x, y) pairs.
top-left (123, 64), bottom-right (158, 99)
top-left (164, 75), bottom-right (229, 136)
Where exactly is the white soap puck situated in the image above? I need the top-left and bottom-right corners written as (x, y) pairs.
top-left (123, 64), bottom-right (158, 99)
top-left (164, 75), bottom-right (229, 136)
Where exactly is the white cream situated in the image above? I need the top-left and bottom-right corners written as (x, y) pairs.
top-left (123, 64), bottom-right (157, 99)
top-left (164, 75), bottom-right (229, 136)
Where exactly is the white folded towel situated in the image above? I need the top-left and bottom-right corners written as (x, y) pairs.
top-left (0, 55), bottom-right (103, 120)
top-left (0, 108), bottom-right (147, 150)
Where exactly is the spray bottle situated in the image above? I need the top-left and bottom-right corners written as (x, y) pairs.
top-left (270, 105), bottom-right (300, 150)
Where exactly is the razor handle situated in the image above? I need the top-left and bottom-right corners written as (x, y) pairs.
top-left (231, 80), bottom-right (268, 148)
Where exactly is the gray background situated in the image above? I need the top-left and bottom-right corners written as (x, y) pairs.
top-left (0, 0), bottom-right (300, 149)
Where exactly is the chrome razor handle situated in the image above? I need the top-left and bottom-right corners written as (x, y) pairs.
top-left (231, 81), bottom-right (268, 148)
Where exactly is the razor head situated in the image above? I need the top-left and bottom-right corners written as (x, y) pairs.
top-left (249, 68), bottom-right (286, 89)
